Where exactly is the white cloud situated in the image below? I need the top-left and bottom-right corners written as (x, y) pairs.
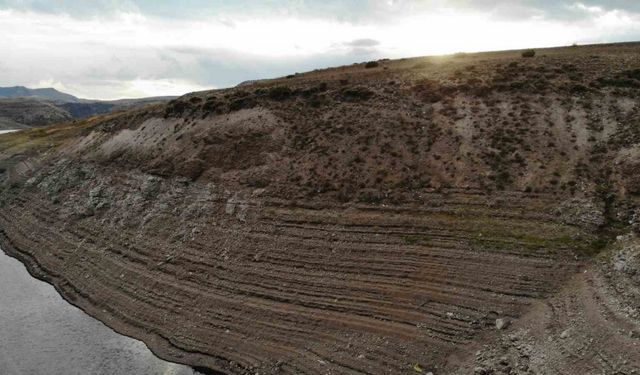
top-left (126, 79), bottom-right (211, 99)
top-left (572, 2), bottom-right (604, 14)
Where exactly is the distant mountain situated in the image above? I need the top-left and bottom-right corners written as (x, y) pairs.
top-left (0, 86), bottom-right (80, 103)
top-left (0, 86), bottom-right (178, 130)
top-left (0, 98), bottom-right (71, 129)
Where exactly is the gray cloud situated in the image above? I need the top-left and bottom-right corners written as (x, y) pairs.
top-left (163, 46), bottom-right (383, 88)
top-left (2, 1), bottom-right (640, 28)
top-left (448, 0), bottom-right (640, 21)
top-left (1, 0), bottom-right (639, 99)
top-left (0, 0), bottom-right (139, 17)
top-left (2, 1), bottom-right (636, 22)
top-left (0, 38), bottom-right (384, 98)
top-left (344, 38), bottom-right (380, 48)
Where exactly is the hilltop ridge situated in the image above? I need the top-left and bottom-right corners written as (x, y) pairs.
top-left (0, 85), bottom-right (80, 102)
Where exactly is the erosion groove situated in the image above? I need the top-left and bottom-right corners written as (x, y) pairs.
top-left (0, 173), bottom-right (586, 374)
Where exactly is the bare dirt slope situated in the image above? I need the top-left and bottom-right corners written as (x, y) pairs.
top-left (448, 234), bottom-right (640, 374)
top-left (1, 43), bottom-right (639, 374)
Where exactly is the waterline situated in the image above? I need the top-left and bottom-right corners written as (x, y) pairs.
top-left (0, 247), bottom-right (197, 375)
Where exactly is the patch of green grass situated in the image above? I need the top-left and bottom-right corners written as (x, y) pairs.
top-left (402, 235), bottom-right (431, 245)
top-left (586, 238), bottom-right (609, 255)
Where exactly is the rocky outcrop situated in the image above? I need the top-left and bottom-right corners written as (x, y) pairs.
top-left (631, 207), bottom-right (640, 234)
top-left (554, 197), bottom-right (606, 230)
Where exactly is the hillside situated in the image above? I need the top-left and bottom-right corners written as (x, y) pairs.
top-left (0, 87), bottom-right (176, 130)
top-left (0, 42), bottom-right (639, 374)
top-left (0, 98), bottom-right (73, 129)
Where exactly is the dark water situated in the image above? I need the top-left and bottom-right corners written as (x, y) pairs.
top-left (0, 248), bottom-right (198, 375)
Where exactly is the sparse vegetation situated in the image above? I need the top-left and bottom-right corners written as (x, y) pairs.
top-left (341, 86), bottom-right (374, 101)
top-left (267, 85), bottom-right (293, 100)
top-left (402, 235), bottom-right (431, 245)
top-left (521, 49), bottom-right (536, 58)
top-left (364, 61), bottom-right (379, 69)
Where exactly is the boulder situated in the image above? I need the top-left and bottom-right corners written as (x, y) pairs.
top-left (495, 318), bottom-right (510, 330)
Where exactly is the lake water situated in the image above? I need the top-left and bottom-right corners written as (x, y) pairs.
top-left (0, 248), bottom-right (199, 375)
top-left (0, 129), bottom-right (19, 135)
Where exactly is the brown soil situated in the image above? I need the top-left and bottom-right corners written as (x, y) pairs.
top-left (448, 234), bottom-right (640, 374)
top-left (0, 42), bottom-right (639, 374)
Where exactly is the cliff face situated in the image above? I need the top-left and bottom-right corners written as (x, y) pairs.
top-left (1, 43), bottom-right (639, 374)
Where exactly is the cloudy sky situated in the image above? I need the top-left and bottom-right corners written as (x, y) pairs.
top-left (1, 0), bottom-right (639, 100)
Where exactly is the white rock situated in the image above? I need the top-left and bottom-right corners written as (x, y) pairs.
top-left (496, 318), bottom-right (510, 330)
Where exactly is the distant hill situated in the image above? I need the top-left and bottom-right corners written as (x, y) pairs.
top-left (0, 86), bottom-right (177, 130)
top-left (0, 98), bottom-right (71, 129)
top-left (0, 86), bottom-right (80, 103)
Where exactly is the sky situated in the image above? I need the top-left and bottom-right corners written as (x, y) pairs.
top-left (1, 1), bottom-right (639, 100)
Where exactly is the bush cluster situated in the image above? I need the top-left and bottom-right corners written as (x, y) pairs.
top-left (521, 50), bottom-right (536, 58)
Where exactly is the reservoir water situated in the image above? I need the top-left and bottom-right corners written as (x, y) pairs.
top-left (0, 248), bottom-right (198, 375)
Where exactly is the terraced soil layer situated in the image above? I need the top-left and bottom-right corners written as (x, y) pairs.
top-left (450, 234), bottom-right (640, 374)
top-left (0, 181), bottom-right (587, 374)
top-left (1, 43), bottom-right (640, 374)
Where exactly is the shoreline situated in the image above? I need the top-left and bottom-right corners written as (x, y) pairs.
top-left (0, 240), bottom-right (211, 375)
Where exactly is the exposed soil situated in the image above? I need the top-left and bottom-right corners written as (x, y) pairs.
top-left (448, 233), bottom-right (640, 374)
top-left (0, 42), bottom-right (639, 374)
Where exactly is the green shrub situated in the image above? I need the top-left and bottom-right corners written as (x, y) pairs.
top-left (267, 86), bottom-right (293, 100)
top-left (341, 86), bottom-right (374, 101)
top-left (364, 61), bottom-right (379, 69)
top-left (521, 49), bottom-right (536, 58)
